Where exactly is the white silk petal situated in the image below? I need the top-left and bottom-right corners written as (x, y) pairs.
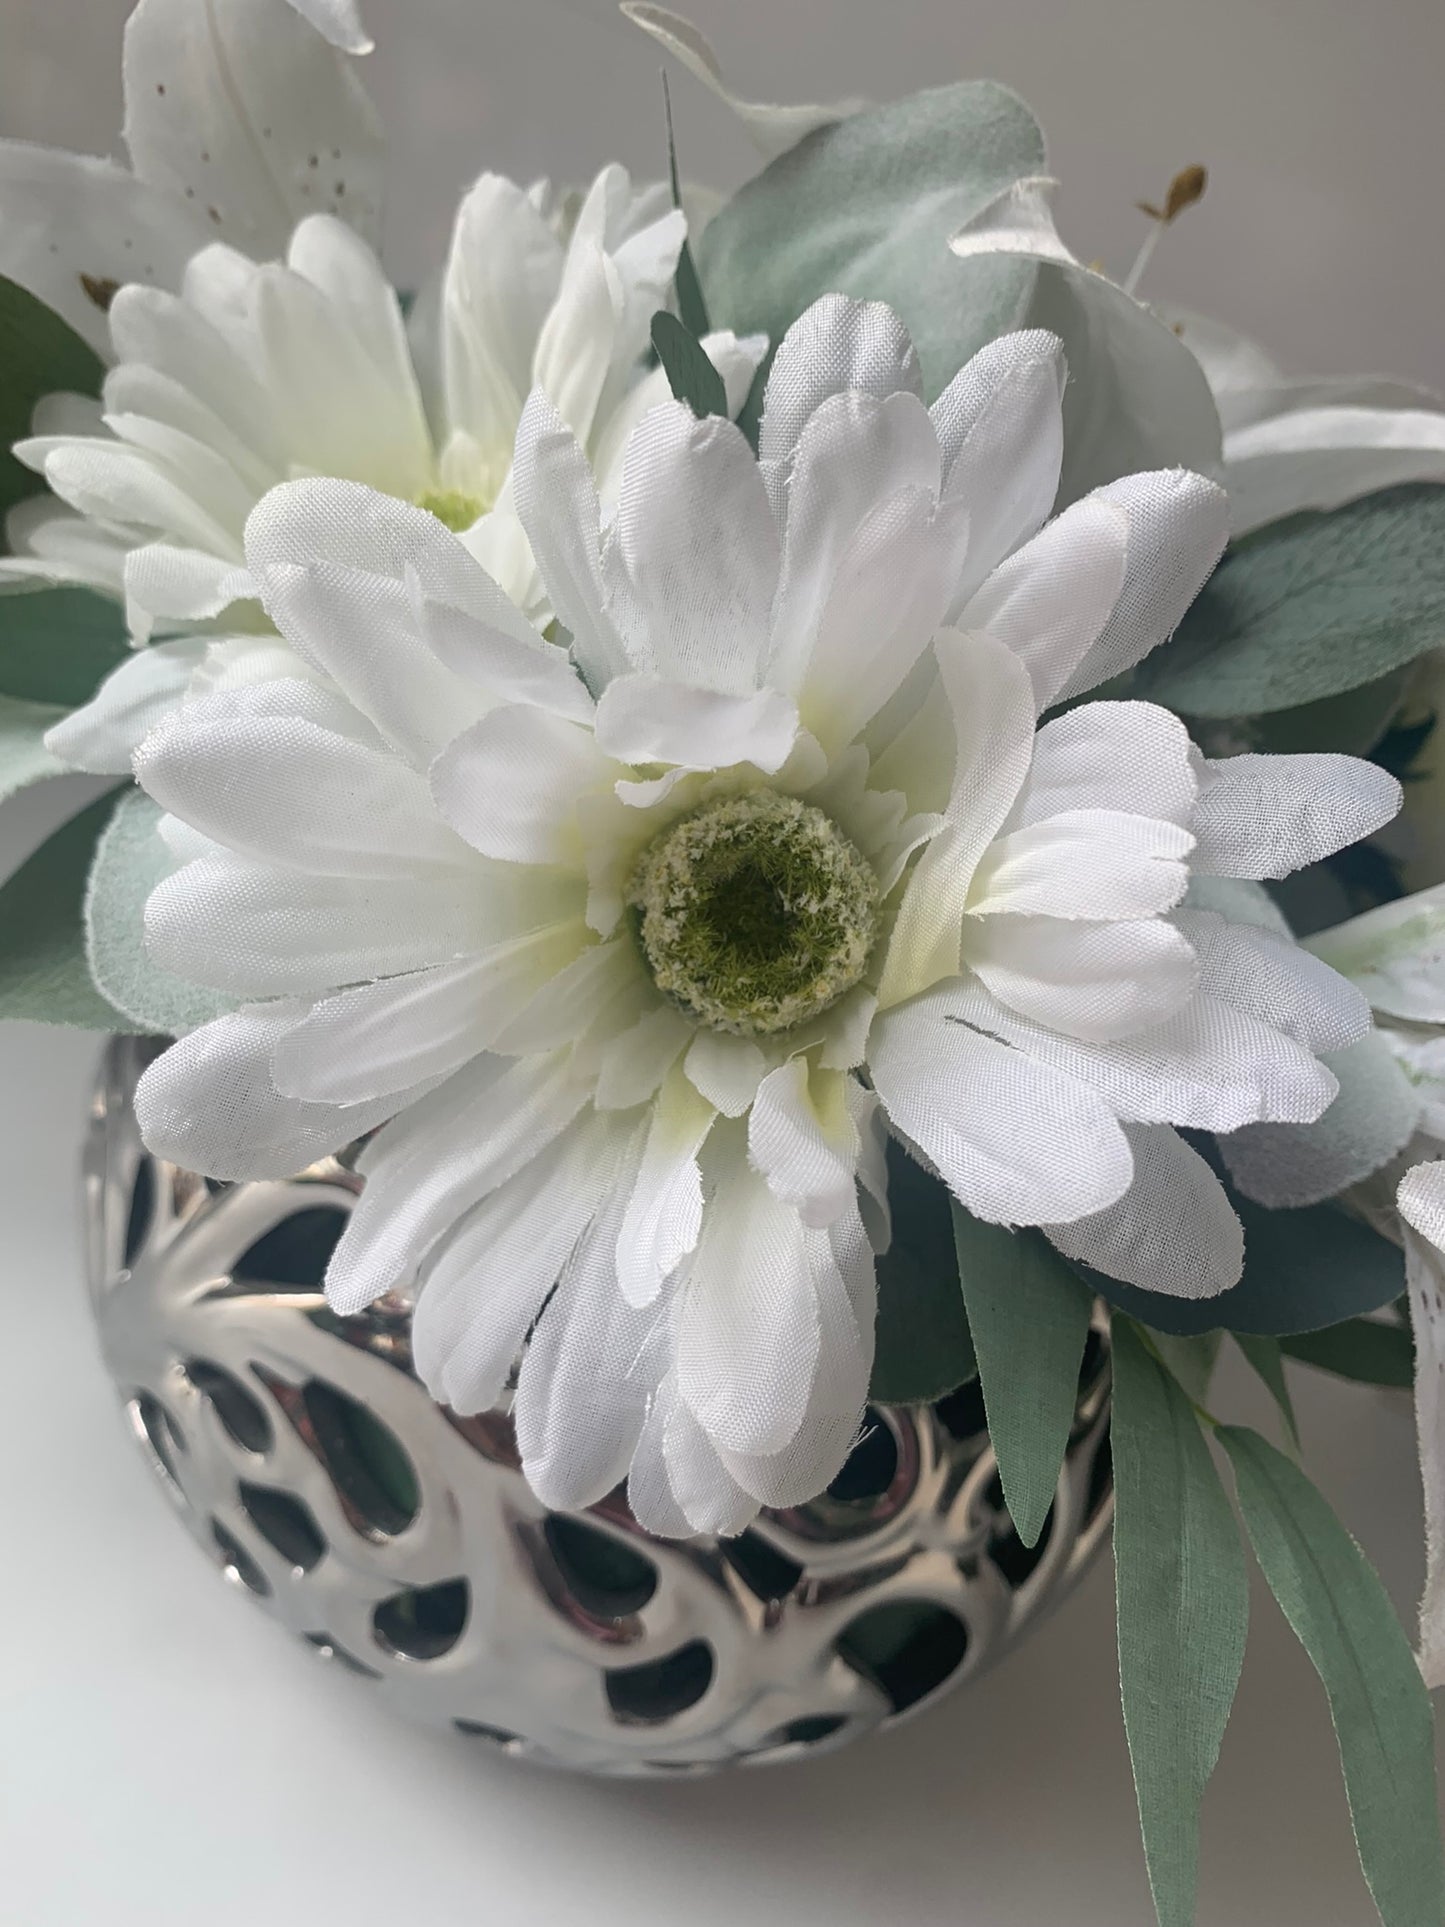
top-left (1191, 753), bottom-right (1402, 881)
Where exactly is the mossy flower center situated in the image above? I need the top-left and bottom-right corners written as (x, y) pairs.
top-left (415, 487), bottom-right (488, 533)
top-left (626, 791), bottom-right (881, 1036)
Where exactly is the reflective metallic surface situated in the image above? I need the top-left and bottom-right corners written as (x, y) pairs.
top-left (85, 1036), bottom-right (1114, 1777)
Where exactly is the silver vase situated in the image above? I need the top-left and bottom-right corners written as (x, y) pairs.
top-left (85, 1035), bottom-right (1114, 1777)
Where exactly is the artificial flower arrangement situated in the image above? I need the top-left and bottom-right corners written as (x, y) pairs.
top-left (4, 0), bottom-right (1445, 1918)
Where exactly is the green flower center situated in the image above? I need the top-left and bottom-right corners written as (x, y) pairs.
top-left (626, 791), bottom-right (881, 1036)
top-left (414, 487), bottom-right (488, 533)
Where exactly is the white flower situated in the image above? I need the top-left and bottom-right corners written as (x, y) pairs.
top-left (9, 167), bottom-right (760, 775)
top-left (131, 295), bottom-right (1398, 1534)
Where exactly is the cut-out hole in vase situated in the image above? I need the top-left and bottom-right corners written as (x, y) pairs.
top-left (238, 1481), bottom-right (326, 1572)
top-left (990, 1502), bottom-right (1056, 1588)
top-left (131, 1390), bottom-right (186, 1490)
top-left (210, 1519), bottom-right (270, 1597)
top-left (234, 1207), bottom-right (350, 1289)
top-left (828, 1410), bottom-right (900, 1503)
top-left (836, 1601), bottom-right (969, 1713)
top-left (605, 1641), bottom-right (715, 1725)
top-left (302, 1380), bottom-right (419, 1536)
top-left (373, 1579), bottom-right (469, 1660)
top-left (724, 1531), bottom-right (804, 1605)
top-left (185, 1358), bottom-right (273, 1454)
top-left (123, 1158), bottom-right (156, 1269)
top-left (543, 1514), bottom-right (658, 1620)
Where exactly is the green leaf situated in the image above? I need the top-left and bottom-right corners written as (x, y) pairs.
top-left (1130, 486), bottom-right (1445, 720)
top-left (0, 274), bottom-right (105, 520)
top-left (868, 1136), bottom-right (976, 1404)
top-left (0, 692), bottom-right (69, 802)
top-left (1148, 1329), bottom-right (1222, 1406)
top-left (85, 788), bottom-right (235, 1035)
top-left (1280, 1316), bottom-right (1415, 1389)
top-left (953, 1208), bottom-right (1093, 1546)
top-left (1237, 669), bottom-right (1412, 758)
top-left (697, 81), bottom-right (1044, 404)
top-left (1112, 1322), bottom-right (1249, 1927)
top-left (1092, 1191), bottom-right (1404, 1336)
top-left (650, 311), bottom-right (728, 420)
top-left (661, 71), bottom-right (711, 339)
top-left (1232, 1332), bottom-right (1300, 1451)
top-left (0, 586), bottom-right (129, 707)
top-left (1219, 1425), bottom-right (1445, 1927)
top-left (0, 791), bottom-right (129, 1028)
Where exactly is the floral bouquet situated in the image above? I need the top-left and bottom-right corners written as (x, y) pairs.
top-left (4, 1), bottom-right (1445, 1920)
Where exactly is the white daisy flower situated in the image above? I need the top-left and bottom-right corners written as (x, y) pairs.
top-left (8, 167), bottom-right (760, 776)
top-left (132, 295), bottom-right (1400, 1535)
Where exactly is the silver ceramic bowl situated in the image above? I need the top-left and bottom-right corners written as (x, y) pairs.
top-left (85, 1036), bottom-right (1113, 1777)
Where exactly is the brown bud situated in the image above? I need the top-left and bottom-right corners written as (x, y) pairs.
top-left (79, 272), bottom-right (120, 312)
top-left (1163, 164), bottom-right (1208, 222)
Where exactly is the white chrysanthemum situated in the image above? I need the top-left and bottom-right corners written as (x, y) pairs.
top-left (132, 295), bottom-right (1400, 1535)
top-left (6, 167), bottom-right (761, 775)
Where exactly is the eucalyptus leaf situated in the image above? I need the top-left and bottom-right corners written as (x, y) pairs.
top-left (1232, 1332), bottom-right (1300, 1450)
top-left (650, 311), bottom-right (727, 420)
top-left (697, 81), bottom-right (1044, 406)
top-left (1129, 486), bottom-right (1445, 720)
top-left (0, 790), bottom-right (128, 1028)
top-left (1148, 1329), bottom-right (1222, 1406)
top-left (1090, 1188), bottom-right (1404, 1337)
top-left (0, 692), bottom-right (69, 803)
top-left (1280, 1315), bottom-right (1414, 1388)
top-left (868, 1136), bottom-right (976, 1405)
top-left (0, 586), bottom-right (129, 707)
top-left (85, 787), bottom-right (235, 1036)
top-left (1113, 1322), bottom-right (1249, 1927)
top-left (0, 273), bottom-right (104, 519)
top-left (953, 1208), bottom-right (1092, 1546)
top-left (1219, 1425), bottom-right (1445, 1927)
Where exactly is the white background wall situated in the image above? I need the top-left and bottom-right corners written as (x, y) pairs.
top-left (2, 3), bottom-right (1444, 1923)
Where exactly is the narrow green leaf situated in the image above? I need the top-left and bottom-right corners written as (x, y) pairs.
top-left (1094, 1191), bottom-right (1404, 1336)
top-left (650, 311), bottom-right (727, 419)
top-left (1130, 486), bottom-right (1445, 719)
top-left (1113, 1322), bottom-right (1249, 1927)
top-left (0, 791), bottom-right (129, 1028)
top-left (0, 274), bottom-right (104, 519)
top-left (953, 1208), bottom-right (1092, 1546)
top-left (1219, 1425), bottom-right (1445, 1927)
top-left (868, 1137), bottom-right (976, 1404)
top-left (0, 586), bottom-right (129, 707)
top-left (0, 692), bottom-right (69, 802)
top-left (84, 788), bottom-right (235, 1035)
top-left (661, 71), bottom-right (711, 339)
top-left (698, 81), bottom-right (1043, 403)
top-left (1233, 1333), bottom-right (1301, 1450)
top-left (1280, 1316), bottom-right (1415, 1389)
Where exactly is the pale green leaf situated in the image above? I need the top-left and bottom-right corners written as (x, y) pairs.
top-left (650, 311), bottom-right (727, 420)
top-left (1232, 1332), bottom-right (1300, 1451)
top-left (1148, 1330), bottom-right (1223, 1406)
top-left (0, 790), bottom-right (128, 1028)
top-left (0, 586), bottom-right (129, 708)
top-left (660, 71), bottom-right (711, 340)
top-left (697, 81), bottom-right (1044, 407)
top-left (0, 273), bottom-right (104, 519)
top-left (1113, 1322), bottom-right (1249, 1927)
top-left (953, 1208), bottom-right (1092, 1545)
top-left (0, 692), bottom-right (69, 803)
top-left (85, 787), bottom-right (235, 1036)
top-left (1130, 485), bottom-right (1445, 719)
top-left (1219, 1425), bottom-right (1445, 1927)
top-left (868, 1137), bottom-right (976, 1404)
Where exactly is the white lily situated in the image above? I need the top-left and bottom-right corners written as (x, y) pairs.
top-left (129, 294), bottom-right (1398, 1533)
top-left (0, 0), bottom-right (382, 359)
top-left (1168, 310), bottom-right (1445, 536)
